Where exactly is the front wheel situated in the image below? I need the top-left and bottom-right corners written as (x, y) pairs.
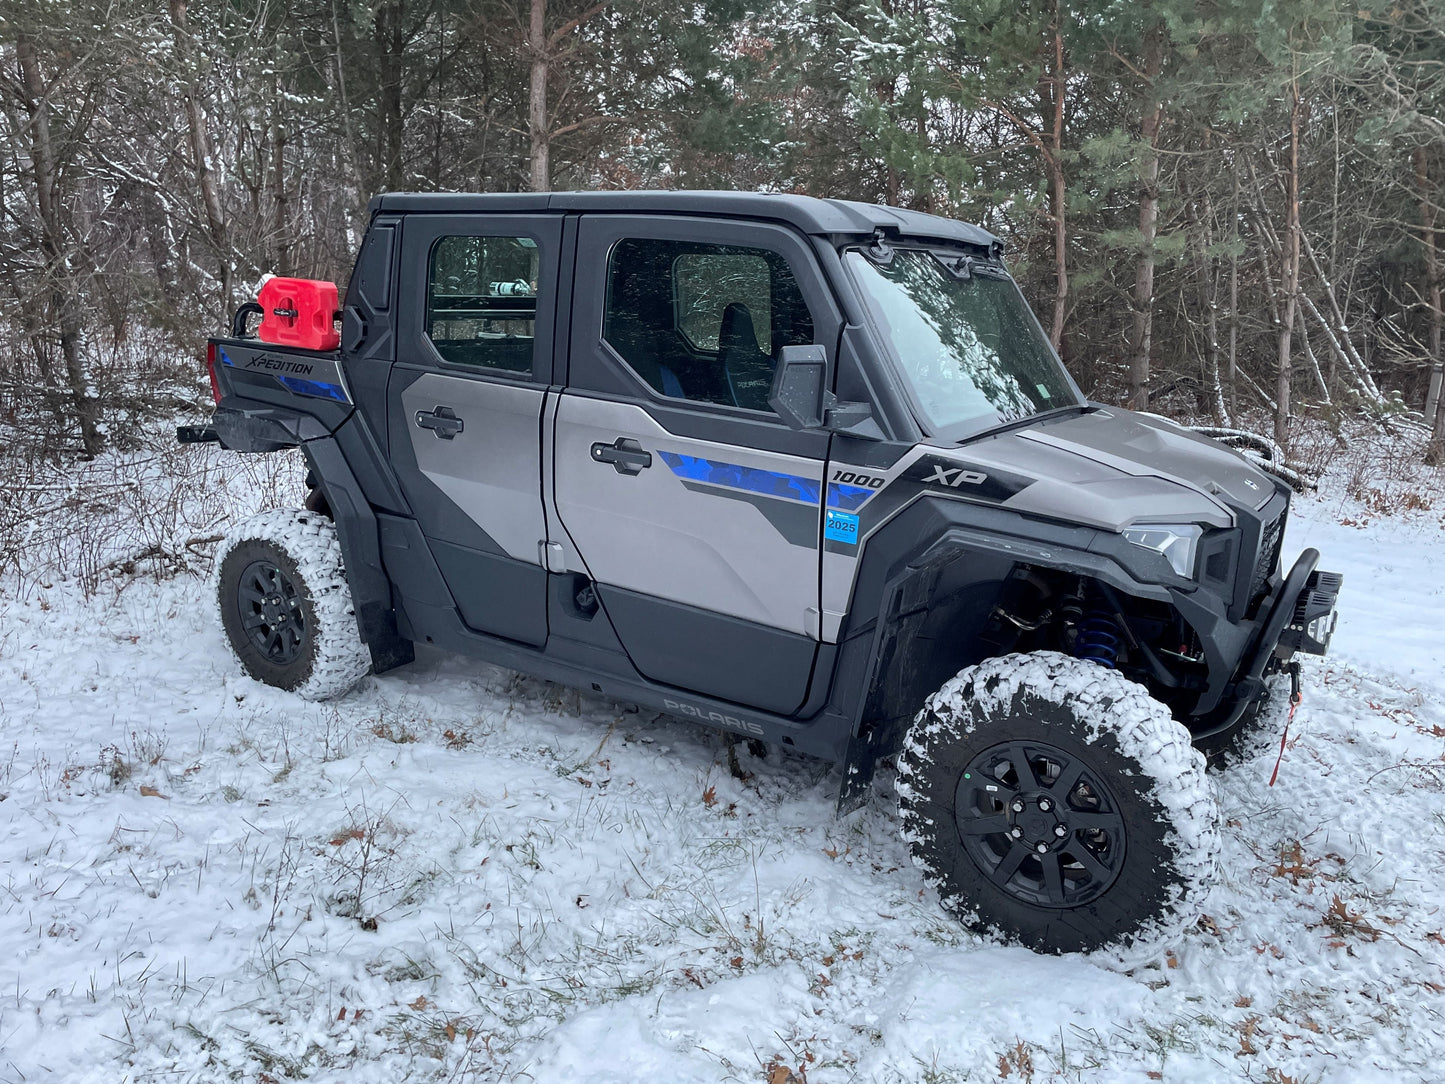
top-left (215, 509), bottom-right (372, 701)
top-left (898, 652), bottom-right (1220, 961)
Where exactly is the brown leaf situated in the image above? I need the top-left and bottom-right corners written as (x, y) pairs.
top-left (1234, 995), bottom-right (1253, 1008)
top-left (1166, 952), bottom-right (1180, 969)
top-left (729, 956), bottom-right (743, 968)
top-left (139, 785), bottom-right (168, 799)
top-left (410, 996), bottom-right (429, 1010)
top-left (702, 785), bottom-right (717, 808)
top-left (445, 1021), bottom-right (457, 1042)
top-left (337, 1007), bottom-right (347, 1021)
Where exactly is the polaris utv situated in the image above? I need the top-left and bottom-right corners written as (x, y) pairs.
top-left (180, 191), bottom-right (1340, 958)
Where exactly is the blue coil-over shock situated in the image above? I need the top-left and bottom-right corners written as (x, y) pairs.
top-left (1074, 586), bottom-right (1123, 668)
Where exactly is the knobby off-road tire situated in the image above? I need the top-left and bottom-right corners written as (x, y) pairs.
top-left (216, 509), bottom-right (372, 701)
top-left (898, 652), bottom-right (1220, 963)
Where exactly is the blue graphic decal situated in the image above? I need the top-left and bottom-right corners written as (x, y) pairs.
top-left (277, 375), bottom-right (349, 402)
top-left (825, 510), bottom-right (860, 544)
top-left (219, 348), bottom-right (236, 367)
top-left (658, 451), bottom-right (820, 504)
top-left (827, 483), bottom-right (876, 512)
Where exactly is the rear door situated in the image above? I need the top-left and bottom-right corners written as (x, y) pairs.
top-left (387, 213), bottom-right (562, 647)
top-left (551, 214), bottom-right (840, 714)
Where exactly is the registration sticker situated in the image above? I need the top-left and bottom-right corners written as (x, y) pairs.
top-left (825, 510), bottom-right (860, 545)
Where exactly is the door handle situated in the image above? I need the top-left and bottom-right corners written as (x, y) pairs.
top-left (591, 437), bottom-right (652, 475)
top-left (415, 405), bottom-right (464, 439)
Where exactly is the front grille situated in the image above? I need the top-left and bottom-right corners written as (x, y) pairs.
top-left (1249, 507), bottom-right (1286, 609)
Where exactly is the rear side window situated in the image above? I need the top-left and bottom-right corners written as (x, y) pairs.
top-left (603, 238), bottom-right (814, 412)
top-left (426, 235), bottom-right (540, 374)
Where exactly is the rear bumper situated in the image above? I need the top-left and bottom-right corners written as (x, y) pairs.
top-left (1192, 549), bottom-right (1342, 741)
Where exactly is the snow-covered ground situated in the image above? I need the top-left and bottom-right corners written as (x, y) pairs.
top-left (1, 438), bottom-right (1443, 1083)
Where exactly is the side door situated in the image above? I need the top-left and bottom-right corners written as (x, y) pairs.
top-left (388, 214), bottom-right (563, 647)
top-left (551, 215), bottom-right (840, 715)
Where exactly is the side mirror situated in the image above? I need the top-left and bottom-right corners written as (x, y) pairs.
top-left (769, 345), bottom-right (828, 429)
top-left (769, 344), bottom-right (884, 440)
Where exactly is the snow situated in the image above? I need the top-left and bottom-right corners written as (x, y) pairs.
top-left (1, 441), bottom-right (1444, 1082)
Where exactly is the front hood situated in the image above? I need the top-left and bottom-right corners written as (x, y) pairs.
top-left (916, 407), bottom-right (1276, 533)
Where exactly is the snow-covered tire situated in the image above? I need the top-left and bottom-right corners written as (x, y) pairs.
top-left (898, 651), bottom-right (1220, 963)
top-left (216, 509), bottom-right (372, 701)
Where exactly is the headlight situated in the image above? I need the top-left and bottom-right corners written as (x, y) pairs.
top-left (1122, 523), bottom-right (1203, 578)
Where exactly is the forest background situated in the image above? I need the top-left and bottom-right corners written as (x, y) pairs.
top-left (1, 0), bottom-right (1442, 461)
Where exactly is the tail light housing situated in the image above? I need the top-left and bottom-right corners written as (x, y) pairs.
top-left (206, 341), bottom-right (222, 404)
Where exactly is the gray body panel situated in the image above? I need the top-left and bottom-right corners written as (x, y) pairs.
top-left (553, 395), bottom-right (821, 636)
top-left (402, 373), bottom-right (547, 563)
top-left (821, 405), bottom-right (1278, 639)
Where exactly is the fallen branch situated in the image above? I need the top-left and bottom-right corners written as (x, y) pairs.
top-left (1188, 426), bottom-right (1313, 493)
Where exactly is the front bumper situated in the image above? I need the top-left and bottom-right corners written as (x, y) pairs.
top-left (1192, 549), bottom-right (1342, 741)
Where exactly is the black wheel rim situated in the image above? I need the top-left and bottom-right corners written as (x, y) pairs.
top-left (954, 740), bottom-right (1127, 909)
top-left (236, 559), bottom-right (307, 665)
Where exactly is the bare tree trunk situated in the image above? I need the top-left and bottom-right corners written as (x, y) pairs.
top-left (1275, 85), bottom-right (1304, 450)
top-left (1187, 177), bottom-right (1229, 425)
top-left (1127, 24), bottom-right (1166, 412)
top-left (528, 0), bottom-right (549, 192)
top-left (16, 32), bottom-right (102, 456)
top-left (329, 0), bottom-right (363, 208)
top-left (1042, 14), bottom-right (1067, 350)
top-left (1295, 303), bottom-right (1329, 402)
top-left (272, 77), bottom-right (292, 276)
top-left (375, 1), bottom-right (404, 190)
top-left (1416, 148), bottom-right (1444, 449)
top-left (169, 0), bottom-right (231, 312)
top-left (1228, 163), bottom-right (1240, 421)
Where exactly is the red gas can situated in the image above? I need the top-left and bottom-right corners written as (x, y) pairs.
top-left (257, 277), bottom-right (341, 351)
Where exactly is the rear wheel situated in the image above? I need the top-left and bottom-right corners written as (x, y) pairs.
top-left (898, 651), bottom-right (1220, 961)
top-left (216, 510), bottom-right (371, 701)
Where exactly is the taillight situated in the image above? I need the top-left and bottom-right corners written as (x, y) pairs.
top-left (206, 342), bottom-right (222, 404)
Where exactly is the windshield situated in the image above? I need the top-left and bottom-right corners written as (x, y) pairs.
top-left (845, 248), bottom-right (1082, 438)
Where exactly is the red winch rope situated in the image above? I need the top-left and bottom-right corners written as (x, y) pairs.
top-left (1268, 676), bottom-right (1303, 787)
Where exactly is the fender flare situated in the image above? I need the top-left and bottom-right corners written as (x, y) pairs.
top-left (833, 505), bottom-right (1175, 814)
top-left (300, 435), bottom-right (414, 673)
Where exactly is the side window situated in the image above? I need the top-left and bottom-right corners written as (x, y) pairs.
top-left (426, 235), bottom-right (540, 374)
top-left (603, 238), bottom-right (815, 412)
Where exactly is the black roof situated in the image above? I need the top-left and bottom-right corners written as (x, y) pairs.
top-left (369, 190), bottom-right (999, 249)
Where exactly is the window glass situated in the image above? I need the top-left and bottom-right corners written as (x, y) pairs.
top-left (674, 253), bottom-right (770, 352)
top-left (427, 235), bottom-right (540, 374)
top-left (603, 238), bottom-right (814, 412)
top-left (845, 249), bottom-right (1081, 438)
